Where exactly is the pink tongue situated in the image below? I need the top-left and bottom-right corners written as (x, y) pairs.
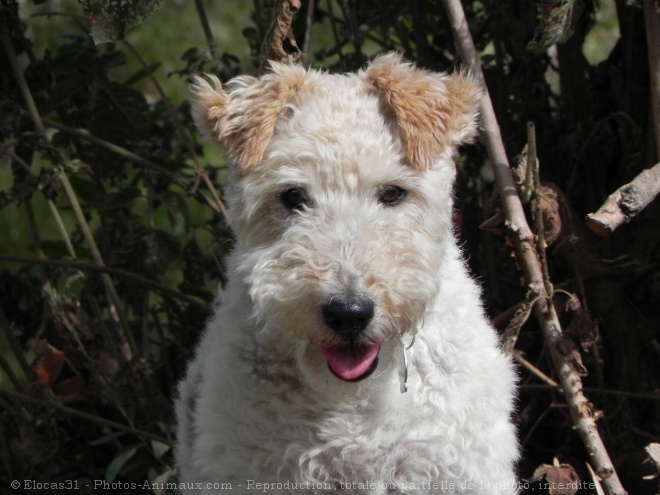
top-left (321, 343), bottom-right (380, 381)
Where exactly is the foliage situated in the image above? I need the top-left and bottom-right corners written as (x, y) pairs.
top-left (0, 0), bottom-right (659, 493)
top-left (79, 0), bottom-right (163, 44)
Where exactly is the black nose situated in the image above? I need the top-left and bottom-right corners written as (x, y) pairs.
top-left (322, 296), bottom-right (375, 337)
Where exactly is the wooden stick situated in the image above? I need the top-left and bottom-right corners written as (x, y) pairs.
top-left (440, 1), bottom-right (628, 493)
top-left (586, 162), bottom-right (660, 235)
top-left (587, 0), bottom-right (660, 235)
top-left (643, 0), bottom-right (660, 157)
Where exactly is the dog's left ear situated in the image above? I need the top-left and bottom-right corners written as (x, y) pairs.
top-left (363, 53), bottom-right (481, 170)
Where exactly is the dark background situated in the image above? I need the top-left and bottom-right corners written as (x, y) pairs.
top-left (1, 0), bottom-right (659, 493)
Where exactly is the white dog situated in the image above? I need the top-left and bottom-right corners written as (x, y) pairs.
top-left (175, 54), bottom-right (518, 494)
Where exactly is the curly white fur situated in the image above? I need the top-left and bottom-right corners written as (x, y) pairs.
top-left (176, 54), bottom-right (519, 494)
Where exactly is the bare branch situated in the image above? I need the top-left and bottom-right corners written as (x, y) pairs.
top-left (302, 0), bottom-right (316, 61)
top-left (643, 0), bottom-right (660, 158)
top-left (440, 1), bottom-right (628, 492)
top-left (587, 0), bottom-right (660, 236)
top-left (586, 162), bottom-right (660, 235)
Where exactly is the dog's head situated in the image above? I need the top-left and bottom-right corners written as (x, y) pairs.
top-left (191, 54), bottom-right (480, 389)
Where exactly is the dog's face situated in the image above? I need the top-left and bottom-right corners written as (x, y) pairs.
top-left (192, 54), bottom-right (479, 389)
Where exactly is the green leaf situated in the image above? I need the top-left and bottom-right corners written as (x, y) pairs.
top-left (150, 440), bottom-right (170, 459)
top-left (124, 62), bottom-right (162, 86)
top-left (150, 468), bottom-right (175, 495)
top-left (160, 190), bottom-right (190, 231)
top-left (90, 82), bottom-right (151, 143)
top-left (526, 0), bottom-right (584, 54)
top-left (88, 431), bottom-right (125, 446)
top-left (105, 446), bottom-right (139, 482)
top-left (145, 229), bottom-right (182, 274)
top-left (78, 0), bottom-right (163, 44)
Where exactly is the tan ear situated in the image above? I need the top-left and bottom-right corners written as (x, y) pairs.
top-left (190, 74), bottom-right (228, 141)
top-left (190, 63), bottom-right (308, 172)
top-left (363, 53), bottom-right (481, 170)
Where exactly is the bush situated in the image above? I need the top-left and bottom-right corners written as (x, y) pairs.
top-left (1, 0), bottom-right (659, 493)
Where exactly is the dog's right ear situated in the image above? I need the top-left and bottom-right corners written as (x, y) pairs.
top-left (190, 65), bottom-right (307, 173)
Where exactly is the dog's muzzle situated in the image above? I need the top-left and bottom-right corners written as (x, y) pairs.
top-left (321, 296), bottom-right (380, 381)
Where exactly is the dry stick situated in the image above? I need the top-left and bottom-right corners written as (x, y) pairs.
top-left (440, 1), bottom-right (627, 492)
top-left (326, 0), bottom-right (345, 65)
top-left (121, 40), bottom-right (227, 219)
top-left (527, 122), bottom-right (553, 296)
top-left (302, 0), bottom-right (316, 61)
top-left (0, 353), bottom-right (24, 393)
top-left (41, 118), bottom-right (223, 216)
top-left (0, 309), bottom-right (31, 381)
top-left (4, 150), bottom-right (130, 368)
top-left (587, 0), bottom-right (660, 235)
top-left (0, 256), bottom-right (210, 312)
top-left (514, 351), bottom-right (560, 388)
top-left (644, 0), bottom-right (660, 156)
top-left (1, 23), bottom-right (137, 362)
top-left (193, 0), bottom-right (217, 60)
top-left (0, 389), bottom-right (170, 446)
top-left (58, 170), bottom-right (139, 362)
top-left (522, 384), bottom-right (660, 401)
top-left (586, 162), bottom-right (660, 235)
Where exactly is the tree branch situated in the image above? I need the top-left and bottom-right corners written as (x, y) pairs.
top-left (0, 389), bottom-right (170, 446)
top-left (1, 17), bottom-right (136, 363)
top-left (586, 162), bottom-right (660, 235)
top-left (440, 1), bottom-right (628, 492)
top-left (643, 0), bottom-right (660, 158)
top-left (586, 0), bottom-right (660, 236)
top-left (0, 255), bottom-right (210, 312)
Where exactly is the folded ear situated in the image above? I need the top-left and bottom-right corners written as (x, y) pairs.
top-left (363, 53), bottom-right (481, 170)
top-left (190, 63), bottom-right (308, 172)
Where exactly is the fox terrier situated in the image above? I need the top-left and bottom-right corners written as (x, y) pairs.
top-left (175, 54), bottom-right (518, 494)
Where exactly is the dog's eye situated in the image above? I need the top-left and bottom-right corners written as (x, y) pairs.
top-left (280, 187), bottom-right (310, 211)
top-left (378, 185), bottom-right (407, 206)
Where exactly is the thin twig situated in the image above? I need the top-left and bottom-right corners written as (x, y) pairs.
top-left (586, 162), bottom-right (660, 235)
top-left (326, 0), bottom-right (345, 65)
top-left (643, 0), bottom-right (660, 158)
top-left (440, 1), bottom-right (628, 492)
top-left (528, 122), bottom-right (553, 296)
top-left (2, 20), bottom-right (140, 362)
top-left (58, 169), bottom-right (138, 361)
top-left (41, 118), bottom-right (223, 216)
top-left (1, 28), bottom-right (140, 363)
top-left (522, 404), bottom-right (557, 447)
top-left (193, 0), bottom-right (217, 60)
top-left (585, 1), bottom-right (660, 235)
top-left (0, 255), bottom-right (210, 311)
top-left (514, 351), bottom-right (559, 388)
top-left (302, 0), bottom-right (316, 61)
top-left (0, 309), bottom-right (31, 380)
top-left (1, 19), bottom-right (46, 137)
top-left (121, 40), bottom-right (227, 219)
top-left (522, 384), bottom-right (660, 401)
top-left (0, 352), bottom-right (25, 393)
top-left (0, 389), bottom-right (170, 446)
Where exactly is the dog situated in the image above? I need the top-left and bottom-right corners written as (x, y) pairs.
top-left (175, 53), bottom-right (519, 494)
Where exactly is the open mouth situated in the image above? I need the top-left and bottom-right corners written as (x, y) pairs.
top-left (321, 342), bottom-right (381, 382)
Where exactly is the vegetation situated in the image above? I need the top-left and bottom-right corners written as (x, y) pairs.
top-left (0, 0), bottom-right (659, 493)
